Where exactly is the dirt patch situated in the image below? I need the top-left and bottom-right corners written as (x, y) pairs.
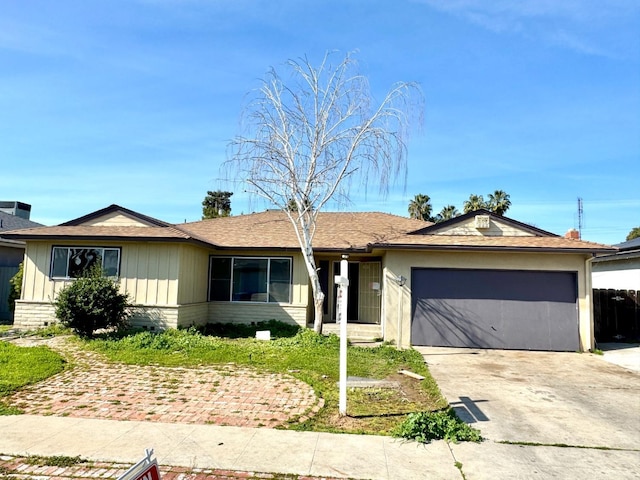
top-left (317, 371), bottom-right (441, 433)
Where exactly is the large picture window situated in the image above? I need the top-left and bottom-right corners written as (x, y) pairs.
top-left (209, 256), bottom-right (292, 303)
top-left (51, 247), bottom-right (121, 278)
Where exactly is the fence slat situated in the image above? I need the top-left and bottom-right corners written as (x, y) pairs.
top-left (593, 288), bottom-right (640, 342)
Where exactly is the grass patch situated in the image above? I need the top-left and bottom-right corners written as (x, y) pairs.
top-left (24, 455), bottom-right (85, 467)
top-left (497, 440), bottom-right (639, 451)
top-left (393, 409), bottom-right (482, 443)
top-left (0, 326), bottom-right (12, 334)
top-left (0, 342), bottom-right (67, 415)
top-left (86, 326), bottom-right (447, 435)
top-left (31, 324), bottom-right (73, 338)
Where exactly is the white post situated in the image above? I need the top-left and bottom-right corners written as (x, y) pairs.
top-left (336, 255), bottom-right (349, 416)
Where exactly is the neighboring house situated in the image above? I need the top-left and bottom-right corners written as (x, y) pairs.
top-left (592, 237), bottom-right (640, 291)
top-left (0, 202), bottom-right (44, 321)
top-left (4, 205), bottom-right (614, 351)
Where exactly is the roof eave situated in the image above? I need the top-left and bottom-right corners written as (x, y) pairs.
top-left (375, 243), bottom-right (614, 254)
top-left (2, 233), bottom-right (216, 249)
top-left (592, 250), bottom-right (640, 262)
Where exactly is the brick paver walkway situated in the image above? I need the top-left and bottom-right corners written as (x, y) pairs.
top-left (0, 455), bottom-right (345, 480)
top-left (6, 337), bottom-right (323, 428)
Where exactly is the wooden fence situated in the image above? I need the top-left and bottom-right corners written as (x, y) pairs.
top-left (593, 289), bottom-right (640, 343)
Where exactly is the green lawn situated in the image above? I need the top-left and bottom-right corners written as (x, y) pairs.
top-left (0, 342), bottom-right (67, 415)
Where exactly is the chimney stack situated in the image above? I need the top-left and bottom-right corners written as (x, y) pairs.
top-left (565, 228), bottom-right (580, 240)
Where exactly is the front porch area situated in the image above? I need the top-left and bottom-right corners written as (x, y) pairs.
top-left (319, 322), bottom-right (383, 342)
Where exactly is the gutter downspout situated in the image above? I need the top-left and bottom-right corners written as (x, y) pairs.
top-left (586, 254), bottom-right (596, 352)
top-left (395, 275), bottom-right (406, 349)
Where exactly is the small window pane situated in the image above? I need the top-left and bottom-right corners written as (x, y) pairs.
top-left (103, 249), bottom-right (120, 277)
top-left (269, 258), bottom-right (291, 303)
top-left (210, 257), bottom-right (231, 301)
top-left (51, 248), bottom-right (69, 278)
top-left (233, 258), bottom-right (267, 302)
top-left (68, 248), bottom-right (101, 278)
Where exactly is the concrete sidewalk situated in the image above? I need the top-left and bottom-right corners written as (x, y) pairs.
top-left (0, 415), bottom-right (460, 480)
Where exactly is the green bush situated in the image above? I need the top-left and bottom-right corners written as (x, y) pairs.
top-left (393, 409), bottom-right (482, 444)
top-left (54, 267), bottom-right (131, 337)
top-left (8, 262), bottom-right (23, 313)
top-left (197, 319), bottom-right (301, 339)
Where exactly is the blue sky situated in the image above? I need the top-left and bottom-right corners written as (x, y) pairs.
top-left (1, 0), bottom-right (638, 245)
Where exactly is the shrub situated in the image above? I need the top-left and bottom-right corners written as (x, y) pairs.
top-left (197, 319), bottom-right (301, 339)
top-left (393, 409), bottom-right (482, 444)
top-left (8, 262), bottom-right (23, 313)
top-left (54, 267), bottom-right (131, 337)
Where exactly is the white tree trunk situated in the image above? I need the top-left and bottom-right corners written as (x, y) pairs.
top-left (298, 236), bottom-right (325, 334)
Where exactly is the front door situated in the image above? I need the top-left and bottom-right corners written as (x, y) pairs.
top-left (331, 261), bottom-right (381, 324)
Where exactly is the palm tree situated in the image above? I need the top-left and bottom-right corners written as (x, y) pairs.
top-left (408, 194), bottom-right (433, 221)
top-left (487, 190), bottom-right (511, 216)
top-left (463, 194), bottom-right (486, 213)
top-left (434, 204), bottom-right (460, 223)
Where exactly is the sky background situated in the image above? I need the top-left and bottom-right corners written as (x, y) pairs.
top-left (1, 0), bottom-right (638, 245)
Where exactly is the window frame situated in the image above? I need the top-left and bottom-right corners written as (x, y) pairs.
top-left (50, 246), bottom-right (122, 279)
top-left (208, 255), bottom-right (293, 304)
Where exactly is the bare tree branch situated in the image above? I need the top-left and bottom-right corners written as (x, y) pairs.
top-left (226, 51), bottom-right (423, 332)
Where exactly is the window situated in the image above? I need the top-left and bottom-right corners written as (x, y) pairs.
top-left (51, 247), bottom-right (121, 278)
top-left (209, 256), bottom-right (292, 303)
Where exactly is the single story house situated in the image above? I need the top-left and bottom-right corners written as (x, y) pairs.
top-left (5, 204), bottom-right (614, 351)
top-left (592, 237), bottom-right (640, 291)
top-left (0, 202), bottom-right (43, 321)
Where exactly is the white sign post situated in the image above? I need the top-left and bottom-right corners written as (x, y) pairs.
top-left (335, 256), bottom-right (349, 416)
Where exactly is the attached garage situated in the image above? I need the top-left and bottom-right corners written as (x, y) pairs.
top-left (411, 268), bottom-right (579, 351)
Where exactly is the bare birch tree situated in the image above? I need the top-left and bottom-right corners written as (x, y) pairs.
top-left (227, 52), bottom-right (422, 333)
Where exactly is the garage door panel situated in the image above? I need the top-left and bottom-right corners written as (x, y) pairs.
top-left (413, 298), bottom-right (502, 348)
top-left (411, 269), bottom-right (578, 351)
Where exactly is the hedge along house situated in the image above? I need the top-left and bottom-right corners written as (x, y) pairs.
top-left (5, 205), bottom-right (614, 351)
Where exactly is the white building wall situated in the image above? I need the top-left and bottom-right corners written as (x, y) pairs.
top-left (592, 258), bottom-right (640, 290)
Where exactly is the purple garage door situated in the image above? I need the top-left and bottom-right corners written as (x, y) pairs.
top-left (411, 268), bottom-right (579, 351)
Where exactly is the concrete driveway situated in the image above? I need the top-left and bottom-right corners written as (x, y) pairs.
top-left (417, 347), bottom-right (640, 479)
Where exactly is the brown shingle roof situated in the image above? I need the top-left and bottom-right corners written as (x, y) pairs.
top-left (2, 225), bottom-right (198, 242)
top-left (177, 211), bottom-right (430, 250)
top-left (177, 210), bottom-right (614, 253)
top-left (4, 208), bottom-right (615, 254)
top-left (377, 234), bottom-right (615, 252)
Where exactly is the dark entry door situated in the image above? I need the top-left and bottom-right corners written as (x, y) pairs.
top-left (411, 268), bottom-right (579, 351)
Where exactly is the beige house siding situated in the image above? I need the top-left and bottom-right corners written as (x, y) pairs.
top-left (119, 242), bottom-right (181, 305)
top-left (15, 242), bottom-right (313, 330)
top-left (14, 240), bottom-right (201, 329)
top-left (208, 302), bottom-right (307, 327)
top-left (382, 250), bottom-right (593, 351)
top-left (81, 212), bottom-right (157, 227)
top-left (177, 245), bottom-right (209, 305)
top-left (434, 217), bottom-right (536, 237)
